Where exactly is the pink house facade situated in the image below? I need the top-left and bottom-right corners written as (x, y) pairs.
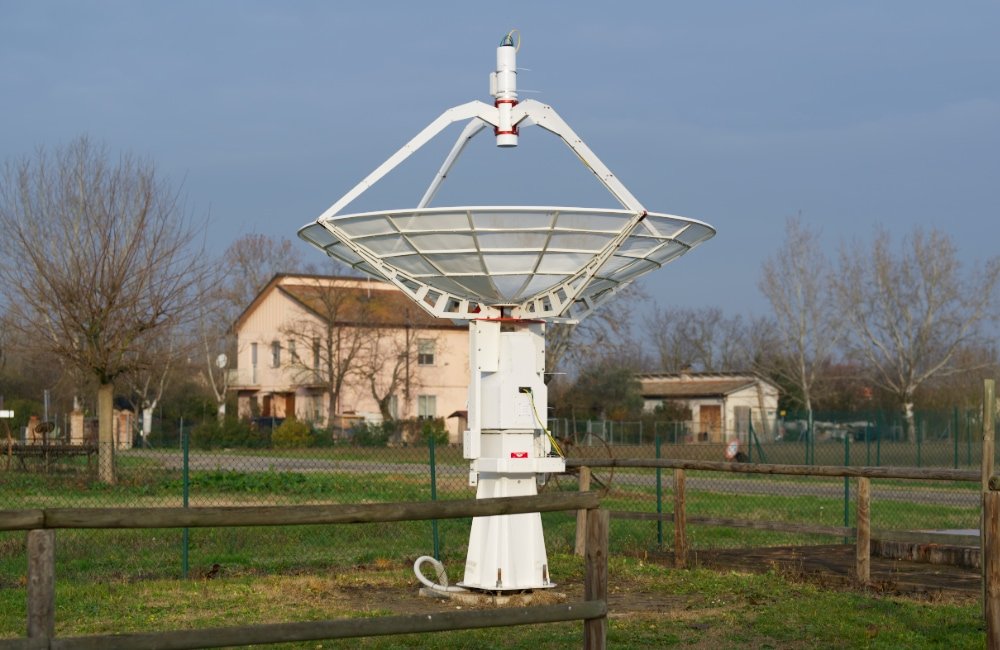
top-left (230, 274), bottom-right (470, 442)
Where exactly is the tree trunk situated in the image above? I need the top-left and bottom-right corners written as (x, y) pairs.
top-left (903, 400), bottom-right (916, 443)
top-left (142, 406), bottom-right (154, 446)
top-left (98, 383), bottom-right (115, 484)
top-left (217, 402), bottom-right (226, 423)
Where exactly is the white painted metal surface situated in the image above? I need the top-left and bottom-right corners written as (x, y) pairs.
top-left (298, 32), bottom-right (716, 592)
top-left (299, 206), bottom-right (714, 321)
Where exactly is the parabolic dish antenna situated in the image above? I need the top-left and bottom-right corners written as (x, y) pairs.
top-left (300, 206), bottom-right (714, 320)
top-left (299, 32), bottom-right (715, 593)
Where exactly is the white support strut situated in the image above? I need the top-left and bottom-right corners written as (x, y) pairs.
top-left (418, 119), bottom-right (489, 209)
top-left (318, 101), bottom-right (499, 219)
top-left (511, 99), bottom-right (647, 214)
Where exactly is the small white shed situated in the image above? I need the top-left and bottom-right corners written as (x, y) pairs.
top-left (638, 372), bottom-right (780, 443)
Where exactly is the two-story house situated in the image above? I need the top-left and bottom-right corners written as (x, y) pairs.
top-left (230, 274), bottom-right (469, 442)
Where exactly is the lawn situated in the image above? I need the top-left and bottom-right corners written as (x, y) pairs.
top-left (0, 449), bottom-right (988, 648)
top-left (0, 552), bottom-right (984, 648)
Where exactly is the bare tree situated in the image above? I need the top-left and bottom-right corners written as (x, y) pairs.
top-left (757, 217), bottom-right (842, 414)
top-left (199, 234), bottom-right (307, 421)
top-left (546, 283), bottom-right (649, 380)
top-left (0, 310), bottom-right (9, 380)
top-left (0, 138), bottom-right (207, 482)
top-left (357, 308), bottom-right (426, 423)
top-left (124, 335), bottom-right (179, 446)
top-left (833, 227), bottom-right (1000, 440)
top-left (644, 306), bottom-right (750, 372)
top-left (280, 279), bottom-right (371, 426)
top-left (221, 234), bottom-right (304, 314)
top-left (917, 342), bottom-right (1000, 411)
top-left (197, 289), bottom-right (234, 423)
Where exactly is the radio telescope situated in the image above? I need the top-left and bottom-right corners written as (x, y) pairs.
top-left (299, 31), bottom-right (715, 592)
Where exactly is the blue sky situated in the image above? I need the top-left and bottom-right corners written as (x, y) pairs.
top-left (2, 1), bottom-right (997, 319)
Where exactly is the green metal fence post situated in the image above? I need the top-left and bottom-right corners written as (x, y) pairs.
top-left (181, 418), bottom-right (189, 579)
top-left (429, 435), bottom-right (440, 560)
top-left (917, 415), bottom-right (922, 468)
top-left (804, 413), bottom-right (810, 466)
top-left (843, 430), bottom-right (850, 543)
top-left (968, 410), bottom-right (973, 466)
top-left (808, 411), bottom-right (814, 466)
top-left (655, 434), bottom-right (663, 549)
top-left (954, 406), bottom-right (960, 469)
top-left (865, 420), bottom-right (871, 466)
top-left (876, 421), bottom-right (882, 466)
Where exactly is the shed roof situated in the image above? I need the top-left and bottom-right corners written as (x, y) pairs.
top-left (638, 372), bottom-right (777, 399)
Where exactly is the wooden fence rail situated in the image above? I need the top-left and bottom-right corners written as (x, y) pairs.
top-left (0, 492), bottom-right (607, 650)
top-left (568, 457), bottom-right (980, 585)
top-left (565, 457), bottom-right (979, 482)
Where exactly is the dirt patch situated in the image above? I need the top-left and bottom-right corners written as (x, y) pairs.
top-left (221, 543), bottom-right (982, 619)
top-left (638, 544), bottom-right (981, 597)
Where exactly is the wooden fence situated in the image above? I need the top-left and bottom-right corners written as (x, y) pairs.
top-left (573, 378), bottom-right (1000, 647)
top-left (0, 492), bottom-right (607, 650)
top-left (567, 457), bottom-right (980, 584)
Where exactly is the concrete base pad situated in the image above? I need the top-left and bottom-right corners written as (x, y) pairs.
top-left (418, 587), bottom-right (567, 607)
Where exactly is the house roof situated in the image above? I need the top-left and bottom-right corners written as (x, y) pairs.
top-left (234, 273), bottom-right (465, 332)
top-left (637, 372), bottom-right (778, 399)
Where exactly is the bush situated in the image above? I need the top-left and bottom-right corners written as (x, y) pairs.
top-left (419, 418), bottom-right (449, 445)
top-left (271, 417), bottom-right (315, 448)
top-left (190, 417), bottom-right (262, 449)
top-left (3, 398), bottom-right (44, 435)
top-left (349, 421), bottom-right (392, 447)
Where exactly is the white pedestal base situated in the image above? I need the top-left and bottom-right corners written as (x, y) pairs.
top-left (459, 473), bottom-right (554, 591)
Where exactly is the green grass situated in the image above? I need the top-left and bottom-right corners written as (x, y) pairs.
top-left (0, 453), bottom-right (981, 585)
top-left (0, 451), bottom-right (987, 648)
top-left (0, 553), bottom-right (984, 648)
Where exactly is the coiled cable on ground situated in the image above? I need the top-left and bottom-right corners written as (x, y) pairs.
top-left (413, 556), bottom-right (468, 594)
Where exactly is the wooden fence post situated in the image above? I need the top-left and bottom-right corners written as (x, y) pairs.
top-left (674, 469), bottom-right (687, 569)
top-left (27, 529), bottom-right (55, 640)
top-left (855, 477), bottom-right (870, 585)
top-left (984, 379), bottom-right (996, 619)
top-left (575, 466), bottom-right (592, 557)
top-left (985, 491), bottom-right (1000, 649)
top-left (583, 508), bottom-right (608, 650)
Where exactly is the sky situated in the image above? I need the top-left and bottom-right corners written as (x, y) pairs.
top-left (2, 1), bottom-right (998, 321)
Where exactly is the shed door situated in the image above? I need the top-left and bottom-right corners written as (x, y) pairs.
top-left (700, 405), bottom-right (722, 442)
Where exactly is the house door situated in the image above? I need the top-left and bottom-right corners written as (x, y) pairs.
top-left (700, 405), bottom-right (722, 442)
top-left (261, 395), bottom-right (272, 418)
top-left (284, 394), bottom-right (296, 419)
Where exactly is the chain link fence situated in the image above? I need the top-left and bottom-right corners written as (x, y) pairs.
top-left (547, 408), bottom-right (989, 555)
top-left (0, 408), bottom-right (991, 591)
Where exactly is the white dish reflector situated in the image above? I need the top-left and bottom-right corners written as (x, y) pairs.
top-left (299, 205), bottom-right (714, 320)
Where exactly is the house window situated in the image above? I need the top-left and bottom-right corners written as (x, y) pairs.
top-left (271, 341), bottom-right (281, 367)
top-left (288, 339), bottom-right (298, 363)
top-left (309, 393), bottom-right (322, 422)
top-left (388, 394), bottom-right (399, 420)
top-left (250, 342), bottom-right (258, 383)
top-left (417, 395), bottom-right (436, 420)
top-left (312, 337), bottom-right (321, 369)
top-left (417, 339), bottom-right (435, 366)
